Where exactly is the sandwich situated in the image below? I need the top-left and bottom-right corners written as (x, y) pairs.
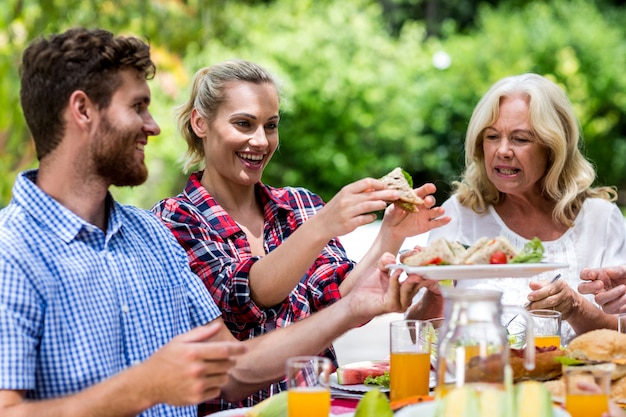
top-left (461, 236), bottom-right (518, 265)
top-left (565, 329), bottom-right (626, 380)
top-left (402, 237), bottom-right (467, 266)
top-left (509, 345), bottom-right (565, 382)
top-left (380, 167), bottom-right (424, 213)
top-left (542, 329), bottom-right (626, 401)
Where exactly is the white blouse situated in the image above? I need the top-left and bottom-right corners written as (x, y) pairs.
top-left (428, 195), bottom-right (626, 344)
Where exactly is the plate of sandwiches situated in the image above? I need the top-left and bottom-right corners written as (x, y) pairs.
top-left (387, 236), bottom-right (567, 280)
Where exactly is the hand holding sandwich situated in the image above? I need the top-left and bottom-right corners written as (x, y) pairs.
top-left (579, 266), bottom-right (626, 314)
top-left (333, 169), bottom-right (450, 297)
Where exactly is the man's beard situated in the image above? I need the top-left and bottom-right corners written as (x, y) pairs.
top-left (92, 116), bottom-right (148, 187)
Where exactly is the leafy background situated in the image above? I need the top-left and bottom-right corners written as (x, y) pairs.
top-left (1, 0), bottom-right (625, 210)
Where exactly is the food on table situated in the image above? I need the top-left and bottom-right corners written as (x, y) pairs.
top-left (509, 346), bottom-right (565, 382)
top-left (402, 236), bottom-right (545, 266)
top-left (353, 388), bottom-right (393, 417)
top-left (514, 380), bottom-right (555, 417)
top-left (401, 237), bottom-right (467, 266)
top-left (335, 360), bottom-right (390, 385)
top-left (363, 371), bottom-right (390, 388)
top-left (380, 167), bottom-right (424, 213)
top-left (461, 236), bottom-right (518, 265)
top-left (566, 329), bottom-right (626, 372)
top-left (389, 394), bottom-right (435, 411)
top-left (434, 380), bottom-right (554, 417)
top-left (244, 390), bottom-right (287, 417)
top-left (544, 329), bottom-right (626, 402)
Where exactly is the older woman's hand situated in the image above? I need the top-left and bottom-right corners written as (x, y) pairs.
top-left (579, 266), bottom-right (626, 314)
top-left (527, 277), bottom-right (585, 321)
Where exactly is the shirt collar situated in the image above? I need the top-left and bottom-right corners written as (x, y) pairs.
top-left (183, 171), bottom-right (294, 237)
top-left (13, 169), bottom-right (121, 243)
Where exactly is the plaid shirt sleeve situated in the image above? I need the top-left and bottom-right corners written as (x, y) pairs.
top-left (152, 180), bottom-right (356, 337)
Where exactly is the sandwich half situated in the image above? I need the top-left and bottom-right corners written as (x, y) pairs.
top-left (403, 237), bottom-right (467, 266)
top-left (462, 236), bottom-right (518, 265)
top-left (380, 167), bottom-right (424, 213)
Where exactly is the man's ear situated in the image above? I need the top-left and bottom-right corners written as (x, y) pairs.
top-left (68, 90), bottom-right (95, 127)
top-left (190, 108), bottom-right (208, 137)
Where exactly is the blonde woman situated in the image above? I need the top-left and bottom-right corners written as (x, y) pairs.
top-left (407, 73), bottom-right (626, 344)
top-left (152, 59), bottom-right (449, 413)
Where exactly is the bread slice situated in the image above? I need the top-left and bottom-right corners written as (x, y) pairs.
top-left (403, 237), bottom-right (466, 266)
top-left (380, 167), bottom-right (424, 212)
top-left (463, 236), bottom-right (518, 265)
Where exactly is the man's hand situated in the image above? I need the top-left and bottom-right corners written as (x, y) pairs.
top-left (580, 266), bottom-right (626, 314)
top-left (140, 322), bottom-right (246, 407)
top-left (346, 252), bottom-right (424, 322)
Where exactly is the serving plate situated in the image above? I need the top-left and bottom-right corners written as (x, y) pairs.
top-left (330, 372), bottom-right (391, 393)
top-left (387, 263), bottom-right (568, 280)
top-left (393, 401), bottom-right (571, 416)
top-left (330, 370), bottom-right (447, 393)
top-left (210, 407), bottom-right (354, 416)
top-left (210, 409), bottom-right (251, 417)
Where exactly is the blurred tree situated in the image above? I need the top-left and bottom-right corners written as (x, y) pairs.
top-left (1, 0), bottom-right (625, 210)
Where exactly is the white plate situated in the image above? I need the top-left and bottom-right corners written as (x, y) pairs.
top-left (330, 371), bottom-right (444, 393)
top-left (387, 263), bottom-right (568, 280)
top-left (330, 372), bottom-right (390, 393)
top-left (209, 407), bottom-right (353, 417)
top-left (393, 401), bottom-right (571, 416)
top-left (209, 409), bottom-right (250, 417)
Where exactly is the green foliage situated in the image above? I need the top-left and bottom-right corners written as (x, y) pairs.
top-left (1, 0), bottom-right (626, 211)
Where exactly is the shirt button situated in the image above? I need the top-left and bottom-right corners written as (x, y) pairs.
top-left (122, 304), bottom-right (130, 313)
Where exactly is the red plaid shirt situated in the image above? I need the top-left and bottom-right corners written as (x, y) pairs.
top-left (152, 172), bottom-right (354, 414)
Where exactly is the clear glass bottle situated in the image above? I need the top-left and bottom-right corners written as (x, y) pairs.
top-left (435, 288), bottom-right (535, 395)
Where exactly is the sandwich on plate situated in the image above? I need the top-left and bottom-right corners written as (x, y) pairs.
top-left (402, 236), bottom-right (544, 266)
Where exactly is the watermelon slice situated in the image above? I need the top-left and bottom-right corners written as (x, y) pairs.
top-left (336, 360), bottom-right (390, 385)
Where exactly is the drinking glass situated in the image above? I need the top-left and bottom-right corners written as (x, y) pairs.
top-left (286, 356), bottom-right (331, 417)
top-left (390, 319), bottom-right (432, 401)
top-left (424, 317), bottom-right (445, 368)
top-left (564, 362), bottom-right (615, 417)
top-left (617, 313), bottom-right (626, 333)
top-left (530, 309), bottom-right (561, 348)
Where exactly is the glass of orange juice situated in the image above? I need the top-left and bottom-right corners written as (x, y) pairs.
top-left (390, 319), bottom-right (432, 402)
top-left (530, 309), bottom-right (561, 348)
top-left (564, 362), bottom-right (615, 417)
top-left (286, 356), bottom-right (331, 417)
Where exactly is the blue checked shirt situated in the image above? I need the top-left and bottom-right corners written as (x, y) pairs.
top-left (0, 170), bottom-right (221, 417)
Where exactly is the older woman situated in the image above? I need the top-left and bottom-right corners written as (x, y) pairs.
top-left (407, 73), bottom-right (626, 344)
top-left (152, 59), bottom-right (449, 413)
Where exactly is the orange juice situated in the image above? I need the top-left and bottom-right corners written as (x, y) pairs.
top-left (535, 335), bottom-right (561, 348)
top-left (565, 393), bottom-right (609, 417)
top-left (390, 351), bottom-right (431, 401)
top-left (287, 387), bottom-right (330, 417)
top-left (463, 345), bottom-right (481, 364)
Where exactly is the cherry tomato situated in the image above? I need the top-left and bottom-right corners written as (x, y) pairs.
top-left (490, 251), bottom-right (508, 264)
top-left (423, 257), bottom-right (445, 265)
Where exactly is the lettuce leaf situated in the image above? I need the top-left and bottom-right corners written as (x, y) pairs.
top-left (401, 168), bottom-right (413, 188)
top-left (554, 356), bottom-right (585, 366)
top-left (364, 371), bottom-right (390, 388)
top-left (511, 237), bottom-right (545, 264)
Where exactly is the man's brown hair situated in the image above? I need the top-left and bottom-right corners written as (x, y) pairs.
top-left (19, 27), bottom-right (155, 160)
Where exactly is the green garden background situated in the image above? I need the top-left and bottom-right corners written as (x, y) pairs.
top-left (1, 0), bottom-right (625, 210)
